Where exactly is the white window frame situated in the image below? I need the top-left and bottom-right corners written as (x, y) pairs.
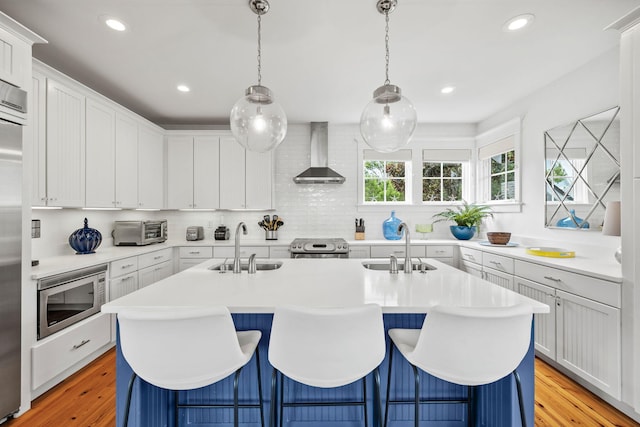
top-left (361, 149), bottom-right (412, 205)
top-left (476, 118), bottom-right (522, 212)
top-left (421, 149), bottom-right (471, 204)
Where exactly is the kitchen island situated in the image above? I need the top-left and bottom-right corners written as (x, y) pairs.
top-left (102, 257), bottom-right (549, 427)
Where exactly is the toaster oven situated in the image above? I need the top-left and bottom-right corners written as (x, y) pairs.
top-left (113, 220), bottom-right (167, 246)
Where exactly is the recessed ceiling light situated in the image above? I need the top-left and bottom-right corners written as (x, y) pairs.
top-left (503, 14), bottom-right (535, 32)
top-left (440, 86), bottom-right (456, 95)
top-left (177, 85), bottom-right (190, 93)
top-left (103, 16), bottom-right (127, 31)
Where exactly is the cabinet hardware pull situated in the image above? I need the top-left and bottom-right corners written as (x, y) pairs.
top-left (189, 251), bottom-right (200, 254)
top-left (122, 276), bottom-right (133, 281)
top-left (465, 254), bottom-right (475, 260)
top-left (122, 264), bottom-right (134, 269)
top-left (490, 261), bottom-right (504, 269)
top-left (544, 276), bottom-right (562, 282)
top-left (154, 256), bottom-right (162, 259)
top-left (72, 339), bottom-right (91, 350)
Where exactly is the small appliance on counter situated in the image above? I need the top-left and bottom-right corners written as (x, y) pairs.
top-left (186, 226), bottom-right (204, 241)
top-left (113, 220), bottom-right (167, 246)
top-left (214, 226), bottom-right (230, 240)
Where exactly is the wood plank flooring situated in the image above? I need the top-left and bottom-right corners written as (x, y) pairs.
top-left (4, 349), bottom-right (638, 426)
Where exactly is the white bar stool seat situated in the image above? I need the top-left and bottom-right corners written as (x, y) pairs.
top-left (118, 306), bottom-right (264, 427)
top-left (385, 304), bottom-right (533, 427)
top-left (268, 304), bottom-right (386, 427)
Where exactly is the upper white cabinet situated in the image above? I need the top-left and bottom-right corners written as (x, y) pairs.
top-left (31, 70), bottom-right (47, 206)
top-left (137, 124), bottom-right (164, 209)
top-left (45, 78), bottom-right (86, 207)
top-left (220, 136), bottom-right (273, 209)
top-left (85, 98), bottom-right (116, 207)
top-left (167, 135), bottom-right (220, 209)
top-left (0, 26), bottom-right (29, 88)
top-left (114, 113), bottom-right (139, 208)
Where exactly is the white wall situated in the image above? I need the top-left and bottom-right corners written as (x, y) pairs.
top-left (478, 47), bottom-right (622, 251)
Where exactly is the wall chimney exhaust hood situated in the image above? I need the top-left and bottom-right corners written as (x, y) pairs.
top-left (293, 122), bottom-right (345, 184)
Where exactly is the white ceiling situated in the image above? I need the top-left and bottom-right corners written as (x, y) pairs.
top-left (1, 0), bottom-right (638, 126)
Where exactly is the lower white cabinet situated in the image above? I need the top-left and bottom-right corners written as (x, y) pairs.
top-left (269, 246), bottom-right (291, 259)
top-left (514, 260), bottom-right (621, 399)
top-left (178, 246), bottom-right (214, 272)
top-left (483, 266), bottom-right (515, 291)
top-left (348, 245), bottom-right (371, 259)
top-left (139, 260), bottom-right (172, 288)
top-left (370, 245), bottom-right (427, 258)
top-left (31, 313), bottom-right (111, 392)
top-left (110, 272), bottom-right (138, 300)
top-left (214, 246), bottom-right (269, 259)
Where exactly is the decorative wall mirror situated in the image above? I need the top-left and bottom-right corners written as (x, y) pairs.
top-left (544, 106), bottom-right (620, 230)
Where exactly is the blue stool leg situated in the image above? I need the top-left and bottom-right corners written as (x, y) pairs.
top-left (234, 368), bottom-right (242, 427)
top-left (123, 372), bottom-right (137, 427)
top-left (513, 370), bottom-right (527, 427)
top-left (255, 348), bottom-right (265, 427)
top-left (384, 342), bottom-right (395, 427)
top-left (412, 364), bottom-right (420, 427)
top-left (270, 369), bottom-right (278, 427)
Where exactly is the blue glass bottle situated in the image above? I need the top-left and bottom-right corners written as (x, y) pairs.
top-left (383, 211), bottom-right (403, 240)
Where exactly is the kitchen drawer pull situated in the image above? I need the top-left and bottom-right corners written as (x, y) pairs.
top-left (392, 250), bottom-right (404, 254)
top-left (121, 276), bottom-right (134, 282)
top-left (435, 250), bottom-right (446, 253)
top-left (154, 255), bottom-right (163, 260)
top-left (489, 261), bottom-right (503, 268)
top-left (121, 263), bottom-right (135, 269)
top-left (464, 254), bottom-right (476, 261)
top-left (72, 339), bottom-right (91, 350)
top-left (544, 276), bottom-right (562, 282)
top-left (189, 251), bottom-right (200, 254)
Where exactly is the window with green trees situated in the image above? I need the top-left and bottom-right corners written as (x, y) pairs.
top-left (363, 160), bottom-right (408, 203)
top-left (423, 162), bottom-right (463, 202)
top-left (490, 150), bottom-right (516, 201)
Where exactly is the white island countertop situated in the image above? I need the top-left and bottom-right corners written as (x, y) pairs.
top-left (101, 257), bottom-right (549, 315)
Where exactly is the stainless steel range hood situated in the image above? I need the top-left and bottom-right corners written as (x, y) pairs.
top-left (293, 122), bottom-right (345, 184)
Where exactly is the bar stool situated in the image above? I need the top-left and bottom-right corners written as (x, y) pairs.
top-left (268, 304), bottom-right (386, 427)
top-left (118, 306), bottom-right (264, 427)
top-left (384, 304), bottom-right (533, 427)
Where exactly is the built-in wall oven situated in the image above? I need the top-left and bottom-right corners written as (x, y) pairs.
top-left (289, 238), bottom-right (349, 258)
top-left (37, 264), bottom-right (107, 340)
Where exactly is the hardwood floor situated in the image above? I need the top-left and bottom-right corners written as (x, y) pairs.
top-left (4, 350), bottom-right (638, 426)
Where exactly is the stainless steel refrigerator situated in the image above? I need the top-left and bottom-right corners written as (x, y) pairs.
top-left (0, 81), bottom-right (26, 421)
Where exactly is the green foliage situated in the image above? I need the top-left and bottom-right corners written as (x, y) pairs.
top-left (432, 201), bottom-right (493, 227)
top-left (363, 160), bottom-right (406, 202)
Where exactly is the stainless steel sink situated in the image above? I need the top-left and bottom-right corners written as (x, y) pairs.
top-left (209, 261), bottom-right (283, 272)
top-left (361, 261), bottom-right (436, 272)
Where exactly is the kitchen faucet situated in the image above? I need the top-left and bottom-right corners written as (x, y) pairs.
top-left (233, 222), bottom-right (248, 273)
top-left (397, 223), bottom-right (412, 274)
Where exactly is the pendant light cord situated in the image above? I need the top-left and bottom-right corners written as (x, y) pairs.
top-left (257, 14), bottom-right (262, 86)
top-left (384, 10), bottom-right (390, 86)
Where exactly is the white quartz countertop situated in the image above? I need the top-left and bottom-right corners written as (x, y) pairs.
top-left (101, 258), bottom-right (550, 315)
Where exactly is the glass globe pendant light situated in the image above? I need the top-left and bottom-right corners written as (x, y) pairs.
top-left (230, 0), bottom-right (287, 153)
top-left (360, 0), bottom-right (417, 153)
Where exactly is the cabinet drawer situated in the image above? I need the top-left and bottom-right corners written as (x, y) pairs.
top-left (214, 246), bottom-right (269, 258)
top-left (109, 273), bottom-right (138, 300)
top-left (269, 246), bottom-right (291, 259)
top-left (179, 246), bottom-right (213, 258)
top-left (427, 245), bottom-right (453, 258)
top-left (138, 248), bottom-right (172, 269)
top-left (110, 256), bottom-right (138, 278)
top-left (370, 245), bottom-right (426, 258)
top-left (482, 252), bottom-right (514, 274)
top-left (460, 260), bottom-right (483, 278)
top-left (348, 246), bottom-right (371, 259)
top-left (514, 260), bottom-right (621, 308)
top-left (32, 313), bottom-right (111, 390)
top-left (459, 247), bottom-right (482, 264)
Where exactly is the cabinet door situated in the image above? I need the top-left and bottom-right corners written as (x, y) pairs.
top-left (31, 71), bottom-right (47, 206)
top-left (245, 149), bottom-right (272, 209)
top-left (115, 113), bottom-right (139, 208)
top-left (138, 125), bottom-right (164, 208)
top-left (167, 136), bottom-right (194, 209)
top-left (85, 98), bottom-right (116, 207)
top-left (348, 246), bottom-right (371, 259)
top-left (179, 258), bottom-right (207, 272)
top-left (109, 273), bottom-right (138, 300)
top-left (219, 137), bottom-right (246, 209)
top-left (556, 290), bottom-right (621, 399)
top-left (482, 267), bottom-right (514, 291)
top-left (0, 28), bottom-right (28, 88)
top-left (460, 260), bottom-right (483, 278)
top-left (193, 136), bottom-right (220, 209)
top-left (46, 79), bottom-right (86, 207)
top-left (139, 260), bottom-right (172, 288)
top-left (516, 277), bottom-right (556, 359)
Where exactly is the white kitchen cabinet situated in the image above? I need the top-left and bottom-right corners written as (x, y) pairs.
top-left (214, 246), bottom-right (269, 259)
top-left (109, 272), bottom-right (138, 300)
top-left (269, 246), bottom-right (291, 259)
top-left (45, 78), bottom-right (86, 207)
top-left (348, 246), bottom-right (371, 259)
top-left (139, 260), bottom-right (172, 288)
top-left (85, 98), bottom-right (116, 207)
top-left (167, 135), bottom-right (220, 209)
top-left (0, 26), bottom-right (29, 88)
top-left (178, 246), bottom-right (213, 272)
top-left (31, 313), bottom-right (111, 393)
top-left (426, 245), bottom-right (455, 266)
top-left (482, 266), bottom-right (515, 291)
top-left (31, 70), bottom-right (47, 206)
top-left (370, 245), bottom-right (426, 259)
top-left (514, 259), bottom-right (621, 399)
top-left (460, 260), bottom-right (483, 278)
top-left (114, 113), bottom-right (139, 208)
top-left (137, 124), bottom-right (164, 209)
top-left (219, 136), bottom-right (273, 209)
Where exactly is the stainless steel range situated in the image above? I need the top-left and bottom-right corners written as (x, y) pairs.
top-left (289, 238), bottom-right (349, 258)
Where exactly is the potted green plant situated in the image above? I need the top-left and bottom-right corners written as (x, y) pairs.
top-left (432, 202), bottom-right (493, 240)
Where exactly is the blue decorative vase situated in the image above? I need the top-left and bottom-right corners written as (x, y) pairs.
top-left (450, 225), bottom-right (476, 240)
top-left (383, 211), bottom-right (403, 240)
top-left (556, 209), bottom-right (590, 229)
top-left (69, 218), bottom-right (102, 254)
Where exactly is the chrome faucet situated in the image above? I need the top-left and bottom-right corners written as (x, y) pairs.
top-left (389, 254), bottom-right (399, 274)
top-left (233, 222), bottom-right (248, 273)
top-left (397, 222), bottom-right (412, 274)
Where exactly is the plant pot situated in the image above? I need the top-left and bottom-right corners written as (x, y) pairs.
top-left (450, 225), bottom-right (476, 240)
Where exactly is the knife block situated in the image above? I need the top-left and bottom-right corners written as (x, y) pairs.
top-left (355, 232), bottom-right (365, 240)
